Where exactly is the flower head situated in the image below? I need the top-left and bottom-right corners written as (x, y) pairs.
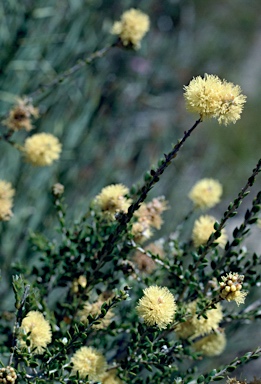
top-left (0, 197), bottom-right (13, 221)
top-left (0, 181), bottom-right (15, 201)
top-left (184, 74), bottom-right (246, 125)
top-left (189, 178), bottom-right (222, 209)
top-left (0, 180), bottom-right (15, 221)
top-left (3, 97), bottom-right (39, 131)
top-left (94, 184), bottom-right (132, 219)
top-left (19, 311), bottom-right (52, 354)
top-left (133, 242), bottom-right (164, 273)
top-left (71, 346), bottom-right (107, 380)
top-left (23, 133), bottom-right (62, 166)
top-left (219, 272), bottom-right (248, 305)
top-left (135, 197), bottom-right (168, 230)
top-left (102, 370), bottom-right (122, 384)
top-left (192, 215), bottom-right (227, 248)
top-left (131, 220), bottom-right (153, 243)
top-left (193, 330), bottom-right (226, 356)
top-left (78, 300), bottom-right (114, 330)
top-left (136, 286), bottom-right (176, 329)
top-left (111, 8), bottom-right (150, 49)
top-left (175, 301), bottom-right (223, 340)
top-left (0, 366), bottom-right (17, 384)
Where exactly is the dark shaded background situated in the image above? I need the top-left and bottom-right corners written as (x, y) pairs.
top-left (1, 0), bottom-right (261, 380)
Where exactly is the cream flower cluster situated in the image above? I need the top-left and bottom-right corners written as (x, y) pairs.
top-left (136, 286), bottom-right (176, 329)
top-left (71, 346), bottom-right (107, 381)
top-left (175, 301), bottom-right (223, 340)
top-left (184, 74), bottom-right (246, 125)
top-left (219, 272), bottom-right (248, 305)
top-left (0, 180), bottom-right (15, 221)
top-left (3, 97), bottom-right (39, 132)
top-left (23, 132), bottom-right (62, 166)
top-left (193, 330), bottom-right (226, 357)
top-left (111, 8), bottom-right (150, 49)
top-left (132, 197), bottom-right (168, 243)
top-left (78, 300), bottom-right (114, 330)
top-left (94, 184), bottom-right (132, 219)
top-left (189, 178), bottom-right (223, 209)
top-left (19, 311), bottom-right (52, 354)
top-left (192, 215), bottom-right (227, 248)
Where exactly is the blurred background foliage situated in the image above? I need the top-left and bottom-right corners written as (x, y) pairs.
top-left (1, 0), bottom-right (261, 380)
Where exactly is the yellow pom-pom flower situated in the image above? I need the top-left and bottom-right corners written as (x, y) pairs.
top-left (71, 346), bottom-right (107, 380)
top-left (175, 301), bottom-right (223, 340)
top-left (188, 178), bottom-right (222, 209)
top-left (19, 311), bottom-right (52, 354)
top-left (111, 8), bottom-right (150, 49)
top-left (95, 184), bottom-right (132, 219)
top-left (219, 272), bottom-right (248, 306)
top-left (0, 181), bottom-right (15, 201)
top-left (23, 133), bottom-right (62, 166)
top-left (193, 330), bottom-right (226, 356)
top-left (192, 215), bottom-right (227, 248)
top-left (0, 180), bottom-right (15, 221)
top-left (184, 74), bottom-right (246, 125)
top-left (136, 286), bottom-right (176, 329)
top-left (78, 300), bottom-right (114, 330)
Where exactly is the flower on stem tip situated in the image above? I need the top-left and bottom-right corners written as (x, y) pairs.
top-left (23, 133), bottom-right (62, 166)
top-left (19, 311), bottom-right (52, 354)
top-left (94, 184), bottom-right (132, 219)
top-left (188, 178), bottom-right (223, 209)
top-left (2, 97), bottom-right (39, 131)
top-left (0, 180), bottom-right (15, 221)
top-left (136, 285), bottom-right (176, 329)
top-left (175, 301), bottom-right (223, 340)
top-left (71, 346), bottom-right (107, 380)
top-left (111, 8), bottom-right (150, 49)
top-left (184, 74), bottom-right (246, 125)
top-left (193, 329), bottom-right (226, 356)
top-left (219, 272), bottom-right (248, 305)
top-left (192, 215), bottom-right (227, 248)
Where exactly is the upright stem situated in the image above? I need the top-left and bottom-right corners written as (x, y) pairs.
top-left (178, 158), bottom-right (261, 301)
top-left (93, 119), bottom-right (202, 273)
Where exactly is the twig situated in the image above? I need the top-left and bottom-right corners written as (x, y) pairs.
top-left (90, 119), bottom-right (202, 279)
top-left (29, 43), bottom-right (117, 99)
top-left (9, 285), bottom-right (30, 366)
top-left (178, 158), bottom-right (261, 301)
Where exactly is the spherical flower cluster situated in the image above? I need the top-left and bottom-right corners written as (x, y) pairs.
top-left (0, 180), bottom-right (15, 221)
top-left (133, 242), bottom-right (164, 273)
top-left (71, 346), bottom-right (107, 380)
top-left (219, 272), bottom-right (248, 305)
top-left (19, 311), bottom-right (52, 354)
top-left (184, 74), bottom-right (246, 125)
top-left (72, 275), bottom-right (87, 294)
top-left (188, 178), bottom-right (223, 209)
top-left (0, 366), bottom-right (17, 384)
top-left (23, 133), bottom-right (62, 166)
top-left (78, 300), bottom-right (114, 330)
top-left (3, 97), bottom-right (39, 131)
top-left (135, 197), bottom-right (168, 230)
top-left (136, 286), bottom-right (176, 329)
top-left (102, 370), bottom-right (122, 384)
top-left (193, 330), bottom-right (226, 356)
top-left (94, 184), bottom-right (132, 219)
top-left (132, 197), bottom-right (168, 243)
top-left (175, 301), bottom-right (223, 340)
top-left (111, 8), bottom-right (150, 49)
top-left (192, 215), bottom-right (227, 248)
